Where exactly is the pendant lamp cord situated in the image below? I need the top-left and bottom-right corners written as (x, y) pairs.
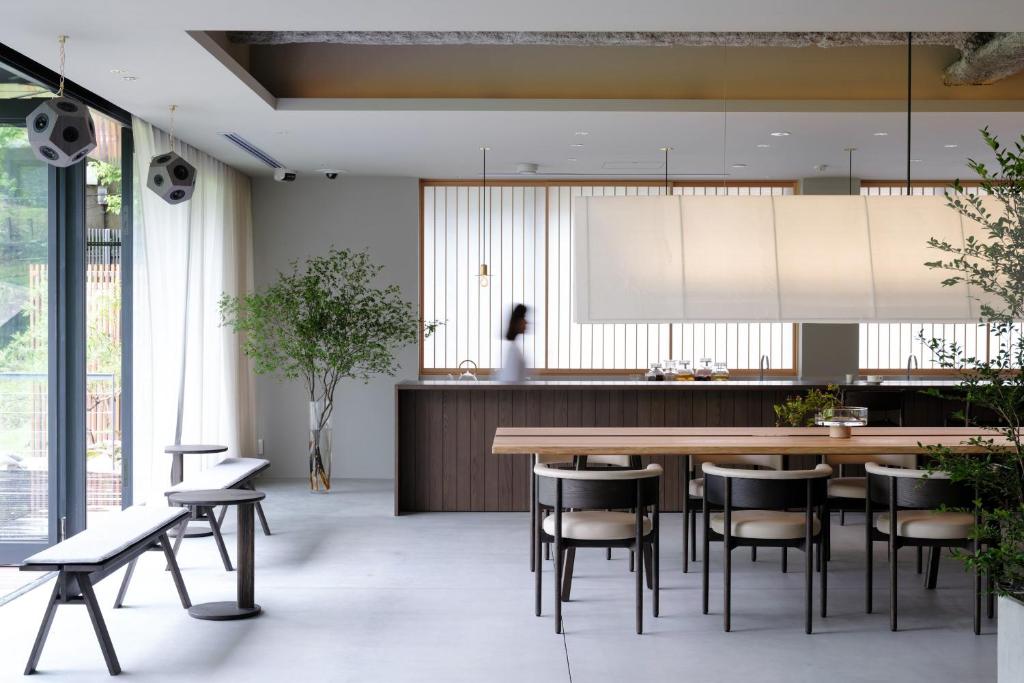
top-left (906, 32), bottom-right (912, 196)
top-left (56, 35), bottom-right (67, 97)
top-left (722, 45), bottom-right (728, 194)
top-left (481, 147), bottom-right (487, 265)
top-left (664, 147), bottom-right (669, 195)
top-left (169, 105), bottom-right (177, 149)
top-left (847, 148), bottom-right (855, 195)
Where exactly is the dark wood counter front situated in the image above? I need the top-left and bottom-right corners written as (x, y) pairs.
top-left (394, 380), bottom-right (960, 515)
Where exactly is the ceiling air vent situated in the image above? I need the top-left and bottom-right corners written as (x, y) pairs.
top-left (220, 132), bottom-right (283, 169)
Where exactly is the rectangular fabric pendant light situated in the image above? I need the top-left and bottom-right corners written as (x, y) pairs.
top-left (574, 194), bottom-right (995, 324)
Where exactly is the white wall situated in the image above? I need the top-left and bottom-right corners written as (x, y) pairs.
top-left (251, 176), bottom-right (420, 479)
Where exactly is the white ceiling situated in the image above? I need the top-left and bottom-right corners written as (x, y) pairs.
top-left (3, 1), bottom-right (1024, 181)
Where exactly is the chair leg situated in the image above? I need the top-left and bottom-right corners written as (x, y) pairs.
top-left (77, 573), bottom-right (122, 676)
top-left (643, 544), bottom-right (654, 590)
top-left (554, 538), bottom-right (563, 634)
top-left (24, 579), bottom-right (61, 675)
top-left (821, 535), bottom-right (829, 619)
top-left (561, 548), bottom-right (576, 602)
top-left (751, 546), bottom-right (757, 562)
top-left (781, 547), bottom-right (788, 573)
top-left (916, 546), bottom-right (923, 574)
top-left (682, 510), bottom-right (689, 573)
top-left (636, 542), bottom-right (644, 634)
top-left (534, 511), bottom-right (542, 617)
top-left (653, 537), bottom-right (660, 618)
top-left (866, 529), bottom-right (874, 614)
top-left (924, 546), bottom-right (941, 590)
top-left (690, 509), bottom-right (698, 562)
top-left (629, 550), bottom-right (635, 573)
top-left (890, 544), bottom-right (899, 632)
top-left (606, 548), bottom-right (611, 561)
top-left (206, 506), bottom-right (234, 572)
top-left (113, 557), bottom-right (138, 609)
top-left (806, 541), bottom-right (814, 634)
top-left (702, 508), bottom-right (711, 615)
top-left (723, 541), bottom-right (732, 632)
top-left (840, 509), bottom-right (845, 526)
top-left (160, 532), bottom-right (192, 609)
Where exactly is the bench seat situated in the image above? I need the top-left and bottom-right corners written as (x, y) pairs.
top-left (19, 506), bottom-right (191, 676)
top-left (22, 506), bottom-right (188, 568)
top-left (164, 456), bottom-right (269, 494)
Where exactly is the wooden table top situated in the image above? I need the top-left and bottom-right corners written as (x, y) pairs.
top-left (491, 426), bottom-right (1012, 456)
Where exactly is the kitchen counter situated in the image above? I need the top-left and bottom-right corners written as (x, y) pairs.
top-left (398, 378), bottom-right (964, 390)
top-left (394, 377), bottom-right (965, 514)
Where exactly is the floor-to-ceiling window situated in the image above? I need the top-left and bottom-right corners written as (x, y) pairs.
top-left (0, 70), bottom-right (51, 560)
top-left (0, 47), bottom-right (132, 568)
top-left (421, 181), bottom-right (797, 375)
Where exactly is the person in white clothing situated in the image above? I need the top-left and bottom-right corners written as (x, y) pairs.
top-left (496, 304), bottom-right (528, 383)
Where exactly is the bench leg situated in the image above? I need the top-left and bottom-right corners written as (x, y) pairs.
top-left (255, 502), bottom-right (271, 536)
top-left (113, 558), bottom-right (138, 609)
top-left (160, 532), bottom-right (192, 608)
top-left (167, 516), bottom-right (189, 570)
top-left (77, 572), bottom-right (121, 676)
top-left (24, 578), bottom-right (61, 675)
top-left (206, 506), bottom-right (234, 571)
top-left (217, 505), bottom-right (228, 528)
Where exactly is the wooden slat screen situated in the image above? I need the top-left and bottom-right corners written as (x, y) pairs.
top-left (422, 181), bottom-right (796, 374)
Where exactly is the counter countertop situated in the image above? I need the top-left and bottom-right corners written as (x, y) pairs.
top-left (397, 378), bottom-right (965, 390)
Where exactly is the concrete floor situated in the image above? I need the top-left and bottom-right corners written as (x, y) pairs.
top-left (0, 480), bottom-right (996, 682)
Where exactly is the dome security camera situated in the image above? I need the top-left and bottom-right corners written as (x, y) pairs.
top-left (316, 168), bottom-right (345, 180)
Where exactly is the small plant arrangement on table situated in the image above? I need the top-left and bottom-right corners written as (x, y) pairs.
top-left (774, 385), bottom-right (842, 428)
top-left (220, 248), bottom-right (438, 492)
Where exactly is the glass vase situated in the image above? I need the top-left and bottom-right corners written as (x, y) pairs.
top-left (309, 400), bottom-right (332, 492)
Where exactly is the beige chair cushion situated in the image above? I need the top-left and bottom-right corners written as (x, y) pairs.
top-left (828, 476), bottom-right (866, 499)
top-left (710, 510), bottom-right (820, 540)
top-left (542, 511), bottom-right (652, 541)
top-left (689, 477), bottom-right (704, 498)
top-left (875, 510), bottom-right (975, 540)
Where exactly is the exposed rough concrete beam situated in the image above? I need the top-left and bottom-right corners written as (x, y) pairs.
top-left (944, 32), bottom-right (1024, 85)
top-left (228, 30), bottom-right (975, 49)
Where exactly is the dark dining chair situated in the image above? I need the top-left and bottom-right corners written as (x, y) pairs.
top-left (701, 462), bottom-right (832, 633)
top-left (864, 462), bottom-right (992, 634)
top-left (534, 462), bottom-right (661, 634)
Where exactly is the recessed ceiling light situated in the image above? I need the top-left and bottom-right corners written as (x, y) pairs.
top-left (756, 144), bottom-right (770, 148)
top-left (944, 144), bottom-right (959, 148)
top-left (574, 131), bottom-right (589, 136)
top-left (769, 131), bottom-right (791, 137)
top-left (109, 68), bottom-right (126, 74)
top-left (731, 163), bottom-right (748, 168)
top-left (570, 143), bottom-right (584, 148)
top-left (567, 158), bottom-right (578, 162)
top-left (873, 132), bottom-right (889, 137)
top-left (911, 159), bottom-right (923, 163)
top-left (120, 75), bottom-right (137, 81)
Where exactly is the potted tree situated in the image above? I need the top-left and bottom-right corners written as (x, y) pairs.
top-left (220, 247), bottom-right (437, 492)
top-left (923, 128), bottom-right (1024, 680)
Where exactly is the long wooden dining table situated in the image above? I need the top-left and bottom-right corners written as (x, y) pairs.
top-left (492, 426), bottom-right (1014, 572)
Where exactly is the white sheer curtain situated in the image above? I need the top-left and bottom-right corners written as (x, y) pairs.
top-left (131, 116), bottom-right (256, 505)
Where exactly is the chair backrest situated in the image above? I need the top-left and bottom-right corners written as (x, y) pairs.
top-left (824, 453), bottom-right (916, 467)
top-left (690, 453), bottom-right (783, 471)
top-left (585, 455), bottom-right (633, 467)
top-left (865, 462), bottom-right (974, 509)
top-left (702, 463), bottom-right (832, 509)
top-left (534, 463), bottom-right (662, 510)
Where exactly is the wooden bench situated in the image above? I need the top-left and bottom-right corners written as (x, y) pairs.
top-left (19, 506), bottom-right (191, 676)
top-left (163, 457), bottom-right (271, 571)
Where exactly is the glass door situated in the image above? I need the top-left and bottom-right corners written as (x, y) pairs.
top-left (0, 120), bottom-right (52, 563)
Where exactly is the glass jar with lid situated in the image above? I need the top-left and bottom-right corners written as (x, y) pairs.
top-left (675, 360), bottom-right (694, 381)
top-left (662, 360), bottom-right (677, 381)
top-left (645, 362), bottom-right (665, 381)
top-left (695, 357), bottom-right (713, 380)
top-left (711, 362), bottom-right (730, 381)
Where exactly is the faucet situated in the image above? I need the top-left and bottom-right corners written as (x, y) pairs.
top-left (906, 354), bottom-right (918, 380)
top-left (759, 355), bottom-right (771, 381)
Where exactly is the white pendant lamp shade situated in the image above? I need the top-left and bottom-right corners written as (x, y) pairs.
top-left (574, 194), bottom-right (1002, 323)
